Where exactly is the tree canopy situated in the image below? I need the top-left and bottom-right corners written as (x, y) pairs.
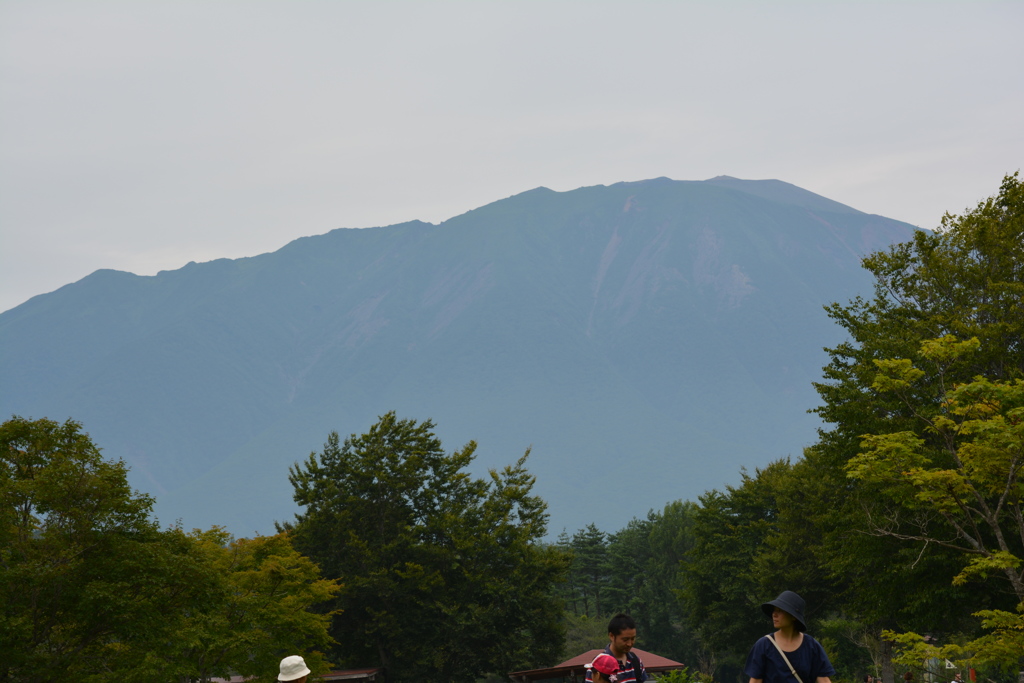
top-left (6, 174), bottom-right (1023, 683)
top-left (811, 173), bottom-right (1024, 673)
top-left (0, 416), bottom-right (338, 683)
top-left (283, 411), bottom-right (569, 683)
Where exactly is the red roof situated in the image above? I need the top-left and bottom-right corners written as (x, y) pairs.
top-left (509, 647), bottom-right (685, 681)
top-left (554, 648), bottom-right (684, 669)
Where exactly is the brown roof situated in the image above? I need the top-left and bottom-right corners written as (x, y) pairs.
top-left (509, 648), bottom-right (686, 682)
top-left (211, 668), bottom-right (384, 683)
top-left (322, 668), bottom-right (384, 681)
top-left (555, 649), bottom-right (684, 669)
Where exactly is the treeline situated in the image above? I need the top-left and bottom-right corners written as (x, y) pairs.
top-left (0, 413), bottom-right (567, 683)
top-left (554, 510), bottom-right (696, 665)
top-left (3, 174), bottom-right (1022, 683)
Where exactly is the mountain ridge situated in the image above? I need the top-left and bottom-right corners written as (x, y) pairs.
top-left (0, 177), bottom-right (920, 534)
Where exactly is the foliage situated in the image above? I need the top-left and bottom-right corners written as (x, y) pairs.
top-left (617, 502), bottom-right (699, 665)
top-left (132, 529), bottom-right (340, 683)
top-left (884, 610), bottom-right (1024, 678)
top-left (0, 416), bottom-right (163, 681)
top-left (850, 352), bottom-right (1024, 671)
top-left (851, 352), bottom-right (1024, 601)
top-left (554, 502), bottom-right (698, 665)
top-left (562, 613), bottom-right (612, 658)
top-left (814, 615), bottom-right (886, 682)
top-left (678, 461), bottom-right (795, 682)
top-left (0, 416), bottom-right (339, 682)
top-left (558, 523), bottom-right (611, 618)
top-left (811, 172), bottom-right (1024, 672)
top-left (654, 666), bottom-right (709, 683)
top-left (283, 412), bottom-right (569, 683)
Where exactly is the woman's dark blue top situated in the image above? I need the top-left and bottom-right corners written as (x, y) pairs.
top-left (744, 634), bottom-right (836, 683)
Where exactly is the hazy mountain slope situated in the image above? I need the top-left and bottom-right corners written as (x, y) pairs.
top-left (0, 177), bottom-right (919, 534)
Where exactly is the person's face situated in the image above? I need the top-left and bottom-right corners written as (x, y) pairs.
top-left (609, 628), bottom-right (636, 657)
top-left (771, 607), bottom-right (796, 630)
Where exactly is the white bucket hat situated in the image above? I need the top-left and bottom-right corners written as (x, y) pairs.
top-left (279, 655), bottom-right (312, 681)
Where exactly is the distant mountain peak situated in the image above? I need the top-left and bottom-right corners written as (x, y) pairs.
top-left (702, 176), bottom-right (863, 215)
top-left (612, 177), bottom-right (675, 187)
top-left (0, 176), bottom-right (921, 537)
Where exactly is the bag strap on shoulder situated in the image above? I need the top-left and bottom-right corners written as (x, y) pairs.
top-left (626, 651), bottom-right (646, 682)
top-left (765, 634), bottom-right (804, 683)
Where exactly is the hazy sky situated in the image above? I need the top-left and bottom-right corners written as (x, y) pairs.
top-left (2, 1), bottom-right (1022, 314)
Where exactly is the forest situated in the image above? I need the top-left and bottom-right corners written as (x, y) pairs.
top-left (2, 174), bottom-right (1022, 683)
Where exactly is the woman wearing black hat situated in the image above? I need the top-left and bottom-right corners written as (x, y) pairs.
top-left (744, 591), bottom-right (836, 683)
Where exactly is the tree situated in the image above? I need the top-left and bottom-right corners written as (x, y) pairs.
top-left (808, 172), bottom-right (1024, 672)
top-left (561, 612), bottom-right (612, 658)
top-left (133, 529), bottom-right (341, 683)
top-left (555, 504), bottom-right (699, 664)
top-left (0, 416), bottom-right (340, 683)
top-left (851, 340), bottom-right (1024, 601)
top-left (283, 412), bottom-right (569, 683)
top-left (605, 502), bottom-right (698, 665)
top-left (850, 344), bottom-right (1024, 671)
top-left (554, 530), bottom-right (582, 616)
top-left (572, 524), bottom-right (610, 618)
top-left (761, 442), bottom-right (971, 683)
top-left (678, 460), bottom-right (796, 683)
top-left (0, 416), bottom-right (165, 681)
top-left (607, 519), bottom-right (645, 614)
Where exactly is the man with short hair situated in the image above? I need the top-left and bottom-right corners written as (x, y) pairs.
top-left (585, 613), bottom-right (648, 683)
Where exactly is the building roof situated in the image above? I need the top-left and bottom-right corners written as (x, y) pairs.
top-left (211, 667), bottom-right (384, 683)
top-left (556, 649), bottom-right (684, 669)
top-left (509, 648), bottom-right (686, 682)
top-left (321, 667), bottom-right (384, 681)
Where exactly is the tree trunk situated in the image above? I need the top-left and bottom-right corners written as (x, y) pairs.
top-left (881, 639), bottom-right (895, 683)
top-left (377, 640), bottom-right (392, 682)
top-left (697, 646), bottom-right (717, 680)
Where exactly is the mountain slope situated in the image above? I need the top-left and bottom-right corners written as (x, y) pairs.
top-left (0, 177), bottom-right (919, 534)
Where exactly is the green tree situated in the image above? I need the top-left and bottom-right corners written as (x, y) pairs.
top-left (607, 518), bottom-right (650, 615)
top-left (679, 461), bottom-right (795, 682)
top-left (851, 346), bottom-right (1024, 671)
top-left (283, 412), bottom-right (569, 683)
top-left (0, 416), bottom-right (168, 681)
top-left (561, 613), bottom-right (612, 658)
top-left (0, 416), bottom-right (340, 683)
top-left (605, 502), bottom-right (698, 665)
top-left (572, 524), bottom-right (610, 618)
top-left (752, 444), bottom-right (959, 683)
top-left (852, 341), bottom-right (1024, 601)
top-left (133, 529), bottom-right (340, 683)
top-left (556, 504), bottom-right (698, 664)
top-left (555, 530), bottom-right (583, 616)
top-left (807, 172), bottom-right (1024, 673)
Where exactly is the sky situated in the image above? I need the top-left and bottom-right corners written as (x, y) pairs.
top-left (1, 1), bottom-right (1022, 315)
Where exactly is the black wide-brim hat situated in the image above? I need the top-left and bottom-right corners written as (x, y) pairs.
top-left (761, 591), bottom-right (807, 632)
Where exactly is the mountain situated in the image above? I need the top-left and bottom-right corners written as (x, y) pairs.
top-left (0, 177), bottom-right (919, 535)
